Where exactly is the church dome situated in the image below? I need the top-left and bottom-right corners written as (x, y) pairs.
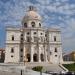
top-left (22, 6), bottom-right (42, 24)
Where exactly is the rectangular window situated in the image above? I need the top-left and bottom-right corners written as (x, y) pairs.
top-left (11, 48), bottom-right (14, 53)
top-left (54, 36), bottom-right (56, 41)
top-left (40, 37), bottom-right (43, 42)
top-left (20, 49), bottom-right (23, 52)
top-left (21, 37), bottom-right (23, 40)
top-left (40, 33), bottom-right (43, 35)
top-left (34, 37), bottom-right (37, 42)
top-left (12, 35), bottom-right (14, 41)
top-left (55, 48), bottom-right (57, 52)
top-left (27, 37), bottom-right (30, 42)
top-left (21, 55), bottom-right (23, 57)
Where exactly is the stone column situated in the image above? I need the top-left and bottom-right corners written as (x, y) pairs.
top-left (30, 46), bottom-right (33, 62)
top-left (44, 47), bottom-right (48, 62)
top-left (38, 47), bottom-right (41, 62)
top-left (45, 51), bottom-right (48, 62)
top-left (23, 46), bottom-right (26, 65)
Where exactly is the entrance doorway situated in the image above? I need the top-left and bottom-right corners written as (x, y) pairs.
top-left (40, 54), bottom-right (44, 61)
top-left (33, 53), bottom-right (38, 62)
top-left (26, 54), bottom-right (30, 62)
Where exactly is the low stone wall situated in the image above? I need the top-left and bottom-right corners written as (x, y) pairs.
top-left (59, 64), bottom-right (68, 72)
top-left (63, 61), bottom-right (74, 64)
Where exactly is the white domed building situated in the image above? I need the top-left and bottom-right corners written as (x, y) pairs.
top-left (5, 6), bottom-right (63, 64)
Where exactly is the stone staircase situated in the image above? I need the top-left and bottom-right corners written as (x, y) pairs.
top-left (25, 62), bottom-right (68, 73)
top-left (0, 62), bottom-right (68, 73)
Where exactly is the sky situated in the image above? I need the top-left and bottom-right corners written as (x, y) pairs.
top-left (0, 0), bottom-right (75, 53)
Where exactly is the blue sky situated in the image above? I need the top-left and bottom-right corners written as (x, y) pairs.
top-left (0, 0), bottom-right (75, 52)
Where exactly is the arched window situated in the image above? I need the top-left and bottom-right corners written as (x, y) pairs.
top-left (12, 35), bottom-right (14, 41)
top-left (39, 23), bottom-right (41, 27)
top-left (33, 53), bottom-right (38, 62)
top-left (31, 22), bottom-right (35, 27)
top-left (11, 48), bottom-right (14, 53)
top-left (24, 23), bottom-right (27, 28)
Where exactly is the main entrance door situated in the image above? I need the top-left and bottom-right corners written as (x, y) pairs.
top-left (33, 53), bottom-right (38, 62)
top-left (27, 54), bottom-right (30, 62)
top-left (40, 54), bottom-right (44, 61)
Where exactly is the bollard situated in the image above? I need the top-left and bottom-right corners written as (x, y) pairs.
top-left (21, 70), bottom-right (22, 75)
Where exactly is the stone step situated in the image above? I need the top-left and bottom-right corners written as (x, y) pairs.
top-left (25, 63), bottom-right (66, 73)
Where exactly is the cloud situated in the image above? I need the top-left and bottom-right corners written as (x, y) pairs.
top-left (62, 37), bottom-right (75, 52)
top-left (0, 0), bottom-right (75, 52)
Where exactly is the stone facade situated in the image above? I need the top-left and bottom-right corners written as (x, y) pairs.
top-left (5, 6), bottom-right (63, 64)
top-left (0, 49), bottom-right (5, 62)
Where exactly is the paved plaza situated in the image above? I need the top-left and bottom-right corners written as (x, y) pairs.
top-left (0, 63), bottom-right (68, 75)
top-left (0, 70), bottom-right (20, 75)
top-left (0, 63), bottom-right (51, 75)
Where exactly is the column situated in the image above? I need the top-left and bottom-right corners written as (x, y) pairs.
top-left (45, 51), bottom-right (48, 62)
top-left (44, 47), bottom-right (48, 62)
top-left (44, 50), bottom-right (46, 62)
top-left (30, 46), bottom-right (33, 62)
top-left (44, 46), bottom-right (46, 62)
top-left (38, 47), bottom-right (41, 62)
